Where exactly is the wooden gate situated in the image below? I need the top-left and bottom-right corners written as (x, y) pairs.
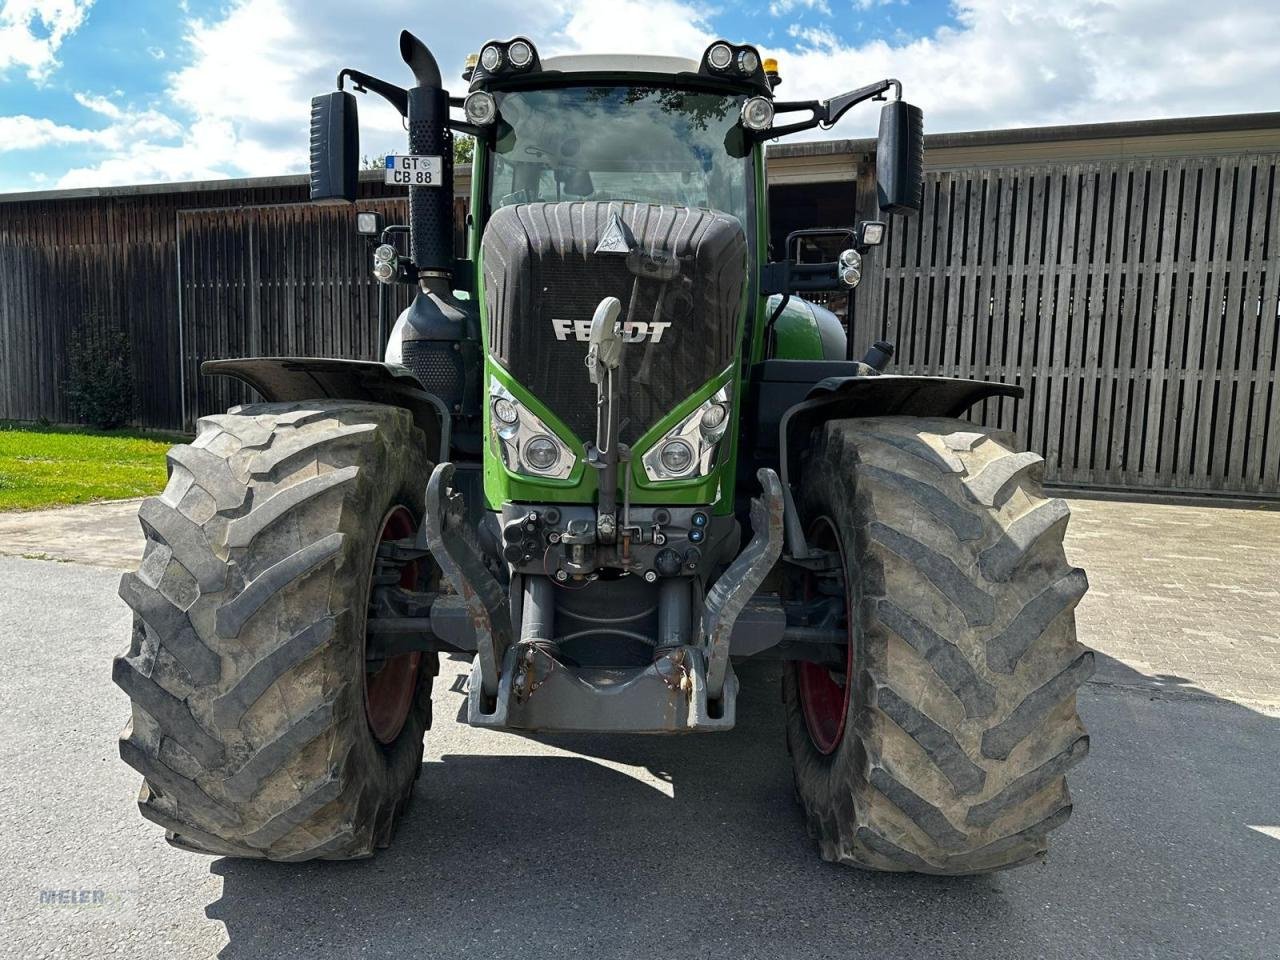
top-left (850, 153), bottom-right (1280, 498)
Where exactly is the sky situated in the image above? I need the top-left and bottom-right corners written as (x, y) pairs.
top-left (0, 0), bottom-right (1277, 193)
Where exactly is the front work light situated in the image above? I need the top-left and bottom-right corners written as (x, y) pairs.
top-left (858, 220), bottom-right (887, 247)
top-left (356, 211), bottom-right (382, 236)
top-left (707, 43), bottom-right (733, 70)
top-left (507, 39), bottom-right (534, 68)
top-left (480, 44), bottom-right (503, 72)
top-left (464, 91), bottom-right (497, 125)
top-left (741, 96), bottom-right (774, 132)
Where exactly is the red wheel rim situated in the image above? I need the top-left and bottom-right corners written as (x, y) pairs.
top-left (364, 506), bottom-right (422, 745)
top-left (796, 516), bottom-right (853, 755)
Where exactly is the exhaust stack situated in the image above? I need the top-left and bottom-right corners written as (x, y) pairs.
top-left (400, 30), bottom-right (454, 279)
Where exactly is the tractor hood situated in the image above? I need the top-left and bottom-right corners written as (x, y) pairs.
top-left (481, 200), bottom-right (747, 444)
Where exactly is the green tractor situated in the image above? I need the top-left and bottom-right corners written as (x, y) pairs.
top-left (113, 31), bottom-right (1092, 873)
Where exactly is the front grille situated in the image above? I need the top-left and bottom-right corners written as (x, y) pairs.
top-left (483, 201), bottom-right (746, 441)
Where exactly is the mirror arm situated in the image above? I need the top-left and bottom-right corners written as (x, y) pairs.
top-left (338, 68), bottom-right (408, 117)
top-left (764, 79), bottom-right (900, 140)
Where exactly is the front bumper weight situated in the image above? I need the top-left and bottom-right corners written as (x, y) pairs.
top-left (467, 642), bottom-right (736, 733)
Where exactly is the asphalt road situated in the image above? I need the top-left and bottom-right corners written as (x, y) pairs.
top-left (0, 555), bottom-right (1277, 959)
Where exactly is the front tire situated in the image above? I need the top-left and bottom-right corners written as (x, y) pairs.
top-left (113, 401), bottom-right (435, 860)
top-left (785, 416), bottom-right (1092, 874)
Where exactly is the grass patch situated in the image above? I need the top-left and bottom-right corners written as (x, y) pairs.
top-left (0, 421), bottom-right (183, 511)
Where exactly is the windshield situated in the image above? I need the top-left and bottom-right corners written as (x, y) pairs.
top-left (487, 85), bottom-right (751, 227)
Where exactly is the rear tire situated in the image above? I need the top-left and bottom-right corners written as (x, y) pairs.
top-left (114, 401), bottom-right (436, 860)
top-left (784, 416), bottom-right (1092, 874)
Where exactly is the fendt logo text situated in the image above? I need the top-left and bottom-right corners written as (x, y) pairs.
top-left (551, 318), bottom-right (672, 343)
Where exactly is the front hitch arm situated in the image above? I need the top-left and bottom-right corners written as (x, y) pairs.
top-left (700, 468), bottom-right (785, 702)
top-left (423, 462), bottom-right (512, 702)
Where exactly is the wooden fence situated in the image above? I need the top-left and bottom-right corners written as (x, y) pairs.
top-left (2, 150), bottom-right (1278, 498)
top-left (849, 154), bottom-right (1280, 498)
top-left (177, 199), bottom-right (415, 421)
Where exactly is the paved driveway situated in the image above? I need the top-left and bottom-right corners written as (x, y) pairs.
top-left (0, 496), bottom-right (1277, 959)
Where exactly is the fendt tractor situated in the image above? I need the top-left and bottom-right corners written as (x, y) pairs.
top-left (113, 30), bottom-right (1093, 874)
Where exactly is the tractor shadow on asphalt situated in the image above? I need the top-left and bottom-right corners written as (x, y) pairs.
top-left (206, 655), bottom-right (1280, 960)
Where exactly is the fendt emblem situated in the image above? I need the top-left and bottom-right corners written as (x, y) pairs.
top-left (551, 318), bottom-right (672, 343)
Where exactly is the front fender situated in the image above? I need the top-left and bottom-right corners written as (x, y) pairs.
top-left (202, 357), bottom-right (450, 462)
top-left (780, 371), bottom-right (1022, 485)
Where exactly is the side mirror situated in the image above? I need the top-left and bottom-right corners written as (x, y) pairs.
top-left (876, 100), bottom-right (924, 215)
top-left (309, 91), bottom-right (359, 202)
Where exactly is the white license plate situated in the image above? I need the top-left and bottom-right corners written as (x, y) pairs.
top-left (385, 155), bottom-right (442, 186)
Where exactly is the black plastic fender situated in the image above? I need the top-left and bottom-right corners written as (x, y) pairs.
top-left (202, 357), bottom-right (450, 462)
top-left (779, 370), bottom-right (1022, 484)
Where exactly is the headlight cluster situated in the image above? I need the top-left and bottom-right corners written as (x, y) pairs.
top-left (476, 37), bottom-right (538, 77)
top-left (838, 248), bottom-right (862, 289)
top-left (704, 41), bottom-right (763, 77)
top-left (372, 243), bottom-right (398, 284)
top-left (489, 379), bottom-right (574, 480)
top-left (641, 385), bottom-right (733, 482)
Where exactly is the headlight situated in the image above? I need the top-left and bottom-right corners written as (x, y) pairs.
top-left (489, 379), bottom-right (574, 479)
top-left (641, 383), bottom-right (732, 482)
top-left (706, 43), bottom-right (733, 71)
top-left (524, 436), bottom-right (560, 471)
top-left (839, 248), bottom-right (861, 270)
top-left (373, 243), bottom-right (398, 262)
top-left (660, 439), bottom-right (694, 474)
top-left (464, 91), bottom-right (496, 125)
top-left (737, 49), bottom-right (760, 74)
top-left (840, 264), bottom-right (861, 288)
top-left (700, 402), bottom-right (728, 430)
top-left (479, 44), bottom-right (503, 72)
top-left (492, 397), bottom-right (518, 424)
top-left (740, 96), bottom-right (774, 132)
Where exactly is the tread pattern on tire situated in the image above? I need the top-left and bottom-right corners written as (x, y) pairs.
top-left (785, 416), bottom-right (1092, 875)
top-left (114, 401), bottom-right (436, 861)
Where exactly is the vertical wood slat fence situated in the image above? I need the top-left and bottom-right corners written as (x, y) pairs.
top-left (850, 153), bottom-right (1280, 497)
top-left (177, 198), bottom-right (416, 422)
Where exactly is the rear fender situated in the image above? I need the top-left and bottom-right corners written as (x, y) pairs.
top-left (202, 357), bottom-right (450, 462)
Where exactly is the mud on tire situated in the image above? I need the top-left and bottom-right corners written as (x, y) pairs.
top-left (784, 416), bottom-right (1092, 874)
top-left (114, 401), bottom-right (436, 861)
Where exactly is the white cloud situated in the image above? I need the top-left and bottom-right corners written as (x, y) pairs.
top-left (770, 0), bottom-right (833, 16)
top-left (48, 0), bottom-right (713, 187)
top-left (548, 0), bottom-right (715, 55)
top-left (73, 90), bottom-right (121, 118)
top-left (0, 0), bottom-right (94, 80)
top-left (4, 0), bottom-right (1277, 191)
top-left (768, 0), bottom-right (1280, 137)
